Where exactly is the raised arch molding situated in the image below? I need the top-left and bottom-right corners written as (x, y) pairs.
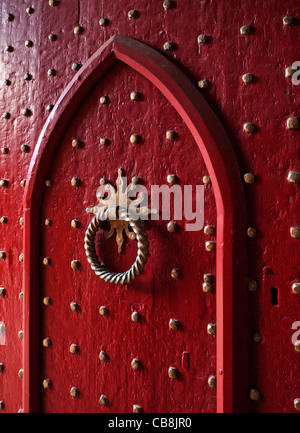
top-left (23, 34), bottom-right (247, 413)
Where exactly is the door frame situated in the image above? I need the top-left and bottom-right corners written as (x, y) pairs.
top-left (23, 34), bottom-right (247, 413)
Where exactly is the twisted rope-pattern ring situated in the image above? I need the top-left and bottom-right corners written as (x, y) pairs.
top-left (84, 207), bottom-right (149, 284)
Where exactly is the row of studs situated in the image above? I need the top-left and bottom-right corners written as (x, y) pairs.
top-left (41, 302), bottom-right (217, 411)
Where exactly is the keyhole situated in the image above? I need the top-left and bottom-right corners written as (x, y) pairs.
top-left (270, 287), bottom-right (278, 306)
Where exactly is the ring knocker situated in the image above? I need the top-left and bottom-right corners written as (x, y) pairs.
top-left (84, 169), bottom-right (156, 284)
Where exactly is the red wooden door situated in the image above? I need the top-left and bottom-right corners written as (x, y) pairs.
top-left (39, 60), bottom-right (217, 413)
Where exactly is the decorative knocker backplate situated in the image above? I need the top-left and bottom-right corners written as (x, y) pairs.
top-left (84, 169), bottom-right (156, 284)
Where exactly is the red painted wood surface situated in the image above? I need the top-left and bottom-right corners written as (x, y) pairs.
top-left (0, 0), bottom-right (299, 413)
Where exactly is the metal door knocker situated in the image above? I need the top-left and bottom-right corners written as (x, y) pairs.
top-left (84, 169), bottom-right (156, 284)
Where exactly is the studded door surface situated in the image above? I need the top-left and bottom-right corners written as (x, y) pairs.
top-left (39, 61), bottom-right (216, 413)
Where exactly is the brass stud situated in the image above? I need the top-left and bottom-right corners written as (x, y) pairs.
top-left (171, 268), bottom-right (181, 279)
top-left (20, 217), bottom-right (24, 226)
top-left (131, 358), bottom-right (141, 370)
top-left (18, 330), bottom-right (23, 340)
top-left (130, 134), bottom-right (141, 144)
top-left (168, 366), bottom-right (179, 379)
top-left (72, 62), bottom-right (82, 71)
top-left (198, 79), bottom-right (209, 89)
top-left (0, 251), bottom-right (6, 259)
top-left (43, 297), bottom-right (52, 306)
top-left (5, 45), bottom-right (14, 52)
top-left (24, 73), bottom-right (32, 81)
top-left (0, 363), bottom-right (4, 373)
top-left (45, 179), bottom-right (52, 187)
top-left (43, 338), bottom-right (51, 347)
top-left (22, 108), bottom-right (32, 117)
top-left (207, 323), bottom-right (216, 336)
top-left (169, 318), bottom-right (180, 330)
top-left (71, 177), bottom-right (80, 187)
top-left (0, 288), bottom-right (5, 297)
top-left (99, 178), bottom-right (107, 186)
top-left (1, 147), bottom-right (9, 154)
top-left (71, 219), bottom-right (80, 228)
top-left (48, 33), bottom-right (57, 41)
top-left (290, 227), bottom-right (300, 239)
top-left (287, 171), bottom-right (300, 183)
top-left (202, 282), bottom-right (212, 293)
top-left (247, 279), bottom-right (258, 292)
top-left (253, 332), bottom-right (262, 343)
top-left (166, 130), bottom-right (177, 140)
top-left (44, 218), bottom-right (52, 226)
top-left (19, 253), bottom-right (23, 263)
top-left (99, 17), bottom-right (109, 26)
top-left (242, 73), bottom-right (254, 84)
top-left (203, 273), bottom-right (213, 283)
top-left (205, 241), bottom-right (216, 252)
top-left (74, 26), bottom-right (83, 35)
top-left (99, 394), bottom-right (108, 406)
top-left (202, 175), bottom-right (211, 185)
top-left (18, 409), bottom-right (23, 413)
top-left (133, 404), bottom-right (143, 413)
top-left (47, 68), bottom-right (56, 77)
top-left (46, 104), bottom-right (54, 112)
top-left (208, 375), bottom-right (216, 388)
top-left (70, 302), bottom-right (79, 312)
top-left (0, 216), bottom-right (7, 224)
top-left (243, 122), bottom-right (255, 133)
top-left (100, 96), bottom-right (109, 105)
top-left (283, 16), bottom-right (294, 26)
top-left (43, 378), bottom-right (51, 389)
top-left (71, 260), bottom-right (80, 270)
top-left (70, 344), bottom-right (79, 354)
top-left (240, 25), bottom-right (252, 35)
top-left (49, 0), bottom-right (58, 6)
top-left (285, 66), bottom-right (297, 78)
top-left (6, 13), bottom-right (14, 21)
top-left (167, 174), bottom-right (177, 184)
top-left (287, 117), bottom-right (299, 130)
top-left (167, 221), bottom-right (178, 233)
top-left (294, 398), bottom-right (300, 411)
top-left (100, 137), bottom-right (109, 146)
top-left (20, 179), bottom-right (26, 188)
top-left (249, 388), bottom-right (261, 401)
top-left (21, 144), bottom-right (30, 153)
top-left (18, 369), bottom-right (23, 379)
top-left (197, 34), bottom-right (209, 44)
top-left (243, 173), bottom-right (255, 184)
top-left (0, 401), bottom-right (5, 410)
top-left (204, 225), bottom-right (215, 236)
top-left (70, 386), bottom-right (79, 398)
top-left (130, 91), bottom-right (140, 101)
top-left (19, 292), bottom-right (23, 300)
top-left (131, 176), bottom-right (140, 185)
top-left (99, 306), bottom-right (109, 316)
top-left (131, 311), bottom-right (140, 322)
top-left (25, 40), bottom-right (33, 47)
top-left (26, 6), bottom-right (34, 14)
top-left (163, 0), bottom-right (175, 9)
top-left (2, 112), bottom-right (10, 119)
top-left (99, 350), bottom-right (109, 361)
top-left (247, 227), bottom-right (257, 238)
top-left (295, 342), bottom-right (300, 352)
top-left (163, 41), bottom-right (175, 51)
top-left (128, 9), bottom-right (138, 19)
top-left (43, 257), bottom-right (51, 266)
top-left (72, 139), bottom-right (81, 148)
top-left (292, 283), bottom-right (300, 295)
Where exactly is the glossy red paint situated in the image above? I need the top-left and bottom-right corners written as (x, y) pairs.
top-left (0, 0), bottom-right (299, 414)
top-left (23, 35), bottom-right (246, 412)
